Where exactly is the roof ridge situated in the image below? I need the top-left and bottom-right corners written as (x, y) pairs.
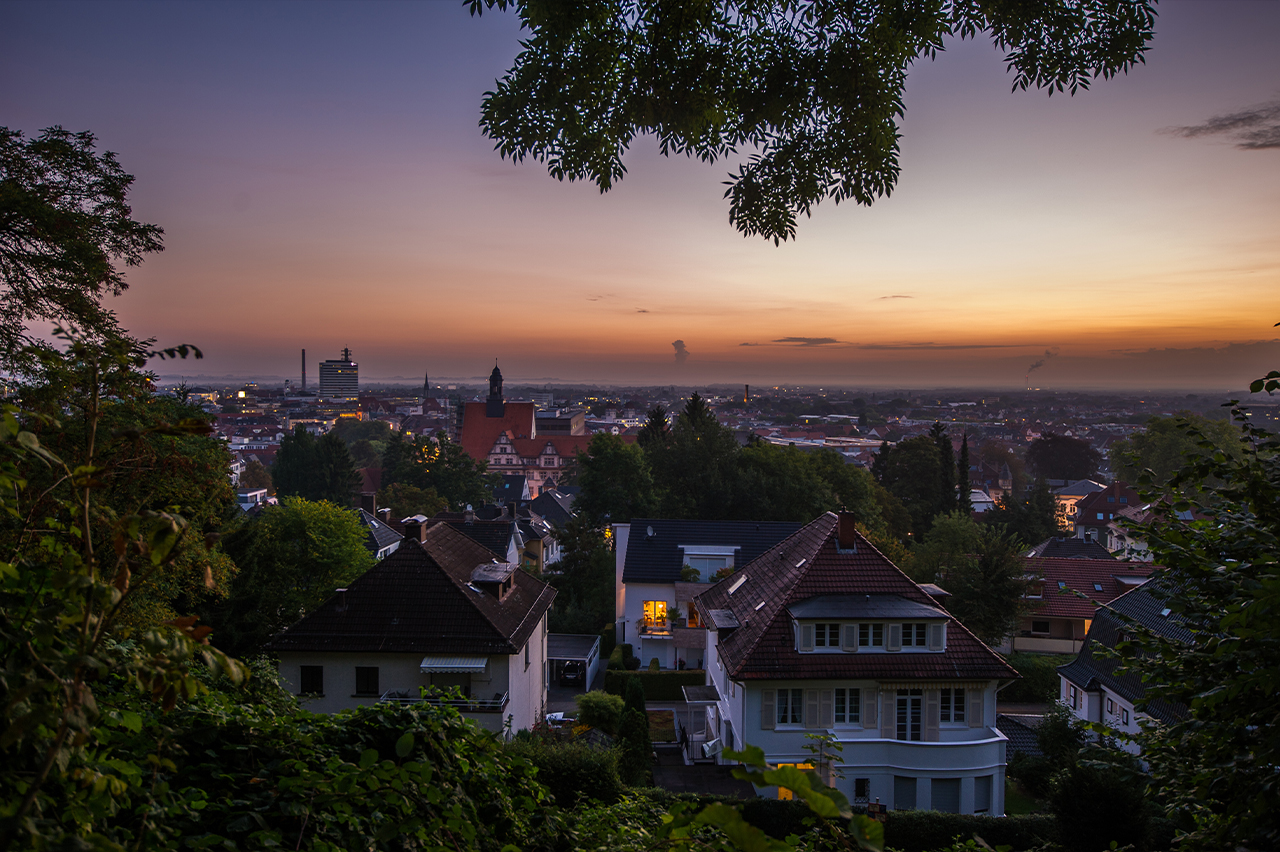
top-left (421, 524), bottom-right (521, 652)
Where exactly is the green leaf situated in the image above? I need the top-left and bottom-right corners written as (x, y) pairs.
top-left (394, 731), bottom-right (414, 758)
top-left (848, 814), bottom-right (885, 851)
top-left (359, 748), bottom-right (378, 769)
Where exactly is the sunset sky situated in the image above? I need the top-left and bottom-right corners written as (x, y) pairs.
top-left (3, 1), bottom-right (1278, 391)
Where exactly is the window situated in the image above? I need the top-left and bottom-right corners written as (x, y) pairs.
top-left (859, 623), bottom-right (884, 647)
top-left (834, 688), bottom-right (861, 724)
top-left (1031, 620), bottom-right (1051, 636)
top-left (900, 623), bottom-right (927, 646)
top-left (1119, 496), bottom-right (1128, 503)
top-left (354, 666), bottom-right (379, 696)
top-left (814, 623), bottom-right (841, 647)
top-left (974, 775), bottom-right (993, 814)
top-left (1068, 684), bottom-right (1080, 710)
top-left (940, 688), bottom-right (966, 723)
top-left (643, 600), bottom-right (668, 626)
top-left (896, 689), bottom-right (923, 741)
top-left (853, 778), bottom-right (871, 806)
top-left (1122, 708), bottom-right (1130, 725)
top-left (299, 665), bottom-right (323, 695)
top-left (1107, 698), bottom-right (1116, 714)
top-left (932, 778), bottom-right (961, 813)
top-left (1093, 582), bottom-right (1103, 592)
top-left (685, 555), bottom-right (728, 581)
top-left (777, 688), bottom-right (803, 726)
top-left (525, 641), bottom-right (531, 670)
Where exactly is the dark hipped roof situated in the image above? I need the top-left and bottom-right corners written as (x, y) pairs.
top-left (530, 488), bottom-right (575, 528)
top-left (1025, 537), bottom-right (1117, 560)
top-left (265, 523), bottom-right (555, 656)
top-left (1057, 580), bottom-right (1189, 724)
top-left (621, 518), bottom-right (800, 584)
top-left (694, 513), bottom-right (1016, 682)
top-left (355, 507), bottom-right (404, 553)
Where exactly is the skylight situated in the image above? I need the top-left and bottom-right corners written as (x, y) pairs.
top-left (754, 600), bottom-right (766, 611)
top-left (728, 575), bottom-right (748, 595)
top-left (1093, 583), bottom-right (1103, 592)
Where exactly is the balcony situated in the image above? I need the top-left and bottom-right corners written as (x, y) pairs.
top-left (379, 689), bottom-right (509, 713)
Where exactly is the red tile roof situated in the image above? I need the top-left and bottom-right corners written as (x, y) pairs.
top-left (695, 513), bottom-right (1016, 682)
top-left (458, 402), bottom-right (537, 461)
top-left (1022, 557), bottom-right (1155, 619)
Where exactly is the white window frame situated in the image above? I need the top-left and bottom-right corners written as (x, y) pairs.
top-left (858, 623), bottom-right (884, 648)
top-left (834, 687), bottom-right (861, 725)
top-left (939, 687), bottom-right (966, 723)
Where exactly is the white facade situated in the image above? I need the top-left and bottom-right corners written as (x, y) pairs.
top-left (277, 612), bottom-right (549, 734)
top-left (704, 627), bottom-right (1007, 814)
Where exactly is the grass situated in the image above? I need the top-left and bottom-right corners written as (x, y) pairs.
top-left (647, 709), bottom-right (676, 742)
top-left (1004, 778), bottom-right (1043, 815)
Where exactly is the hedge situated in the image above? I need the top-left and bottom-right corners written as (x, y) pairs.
top-left (505, 739), bottom-right (624, 807)
top-left (603, 670), bottom-right (707, 701)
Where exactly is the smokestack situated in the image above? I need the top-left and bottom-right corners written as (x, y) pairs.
top-left (744, 384), bottom-right (749, 404)
top-left (301, 348), bottom-right (306, 391)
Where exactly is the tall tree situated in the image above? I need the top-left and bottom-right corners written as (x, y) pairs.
top-left (575, 432), bottom-right (658, 526)
top-left (930, 421), bottom-right (956, 516)
top-left (272, 425), bottom-right (361, 506)
top-left (0, 127), bottom-right (164, 370)
top-left (957, 433), bottom-right (973, 515)
top-left (636, 404), bottom-right (670, 451)
top-left (470, 0), bottom-right (1156, 242)
top-left (941, 524), bottom-right (1028, 645)
top-left (877, 435), bottom-right (943, 538)
top-left (1026, 432), bottom-right (1102, 481)
top-left (650, 394), bottom-right (742, 520)
top-left (206, 497), bottom-right (375, 657)
top-left (1110, 412), bottom-right (1241, 488)
top-left (381, 432), bottom-right (496, 510)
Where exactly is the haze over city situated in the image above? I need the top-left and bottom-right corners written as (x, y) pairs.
top-left (3, 0), bottom-right (1278, 390)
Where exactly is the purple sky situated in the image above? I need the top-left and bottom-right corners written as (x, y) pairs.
top-left (3, 1), bottom-right (1279, 390)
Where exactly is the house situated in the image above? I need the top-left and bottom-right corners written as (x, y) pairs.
top-left (354, 507), bottom-right (403, 561)
top-left (1057, 578), bottom-right (1189, 752)
top-left (612, 519), bottom-right (801, 669)
top-left (1073, 482), bottom-right (1141, 542)
top-left (693, 512), bottom-right (1018, 814)
top-left (1005, 557), bottom-right (1153, 654)
top-left (457, 365), bottom-right (596, 496)
top-left (1051, 479), bottom-right (1106, 526)
top-left (1024, 536), bottom-right (1116, 561)
top-left (266, 519), bottom-right (556, 734)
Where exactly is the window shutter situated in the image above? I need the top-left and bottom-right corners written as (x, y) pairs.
top-left (805, 689), bottom-right (820, 728)
top-left (819, 689), bottom-right (834, 728)
top-left (968, 689), bottom-right (984, 727)
top-left (842, 624), bottom-right (858, 652)
top-left (927, 623), bottom-right (944, 651)
top-left (886, 623), bottom-right (902, 652)
top-left (924, 690), bottom-right (940, 742)
top-left (762, 689), bottom-right (776, 730)
top-left (863, 689), bottom-right (877, 728)
top-left (799, 623), bottom-right (815, 652)
top-left (880, 691), bottom-right (895, 739)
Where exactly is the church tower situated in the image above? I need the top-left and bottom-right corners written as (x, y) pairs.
top-left (486, 363), bottom-right (505, 417)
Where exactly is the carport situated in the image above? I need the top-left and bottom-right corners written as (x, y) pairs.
top-left (547, 633), bottom-right (601, 688)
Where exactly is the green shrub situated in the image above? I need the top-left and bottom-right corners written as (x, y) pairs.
top-left (883, 811), bottom-right (1059, 852)
top-left (575, 690), bottom-right (624, 734)
top-left (1049, 761), bottom-right (1149, 852)
top-left (616, 707), bottom-right (652, 787)
top-left (623, 676), bottom-right (646, 714)
top-left (1000, 652), bottom-right (1074, 703)
top-left (607, 645), bottom-right (625, 670)
top-left (603, 670), bottom-right (706, 701)
top-left (598, 624), bottom-right (616, 659)
top-left (648, 657), bottom-right (660, 672)
top-left (505, 739), bottom-right (624, 806)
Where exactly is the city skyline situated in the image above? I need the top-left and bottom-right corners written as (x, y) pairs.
top-left (3, 1), bottom-right (1279, 391)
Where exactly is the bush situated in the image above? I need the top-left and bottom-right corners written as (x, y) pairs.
top-left (648, 657), bottom-right (660, 672)
top-left (603, 670), bottom-right (706, 701)
top-left (616, 707), bottom-right (652, 787)
top-left (607, 645), bottom-right (625, 670)
top-left (883, 811), bottom-right (1059, 852)
top-left (575, 690), bottom-right (624, 734)
top-left (623, 676), bottom-right (646, 714)
top-left (505, 739), bottom-right (624, 806)
top-left (1000, 652), bottom-right (1074, 703)
top-left (598, 624), bottom-right (616, 659)
top-left (1049, 761), bottom-right (1150, 852)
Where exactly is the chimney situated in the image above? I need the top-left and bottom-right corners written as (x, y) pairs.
top-left (464, 504), bottom-right (475, 525)
top-left (836, 512), bottom-right (858, 552)
top-left (401, 514), bottom-right (429, 542)
top-left (301, 348), bottom-right (306, 391)
top-left (378, 508), bottom-right (391, 523)
top-left (359, 492), bottom-right (376, 514)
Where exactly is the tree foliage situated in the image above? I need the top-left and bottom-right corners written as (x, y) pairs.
top-left (380, 431), bottom-right (496, 510)
top-left (0, 127), bottom-right (165, 369)
top-left (938, 524), bottom-right (1027, 645)
top-left (206, 496), bottom-right (375, 657)
top-left (1026, 432), bottom-right (1101, 481)
top-left (272, 425), bottom-right (362, 506)
top-left (874, 435), bottom-right (942, 537)
top-left (575, 432), bottom-right (657, 526)
top-left (1109, 411), bottom-right (1241, 488)
top-left (1120, 400), bottom-right (1280, 850)
top-left (469, 0), bottom-right (1156, 242)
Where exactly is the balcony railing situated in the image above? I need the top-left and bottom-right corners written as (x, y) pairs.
top-left (379, 690), bottom-right (509, 713)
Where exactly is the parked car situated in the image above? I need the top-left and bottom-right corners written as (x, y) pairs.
top-left (558, 660), bottom-right (586, 687)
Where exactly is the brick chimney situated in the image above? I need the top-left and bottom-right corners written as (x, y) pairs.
top-left (401, 514), bottom-right (429, 542)
top-left (836, 511), bottom-right (858, 552)
top-left (359, 492), bottom-right (376, 514)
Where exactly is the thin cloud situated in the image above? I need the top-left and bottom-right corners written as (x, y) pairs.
top-left (877, 294), bottom-right (912, 300)
top-left (773, 337), bottom-right (839, 346)
top-left (739, 342), bottom-right (760, 346)
top-left (636, 309), bottom-right (649, 313)
top-left (857, 342), bottom-right (1021, 351)
top-left (1165, 100), bottom-right (1280, 150)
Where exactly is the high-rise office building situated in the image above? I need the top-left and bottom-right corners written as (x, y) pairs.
top-left (319, 348), bottom-right (358, 399)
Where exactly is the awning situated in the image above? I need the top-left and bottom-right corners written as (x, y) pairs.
top-left (420, 655), bottom-right (488, 673)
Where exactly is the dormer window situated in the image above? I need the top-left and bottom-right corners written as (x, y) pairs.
top-left (814, 623), bottom-right (840, 647)
top-left (900, 623), bottom-right (928, 646)
top-left (859, 623), bottom-right (884, 648)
